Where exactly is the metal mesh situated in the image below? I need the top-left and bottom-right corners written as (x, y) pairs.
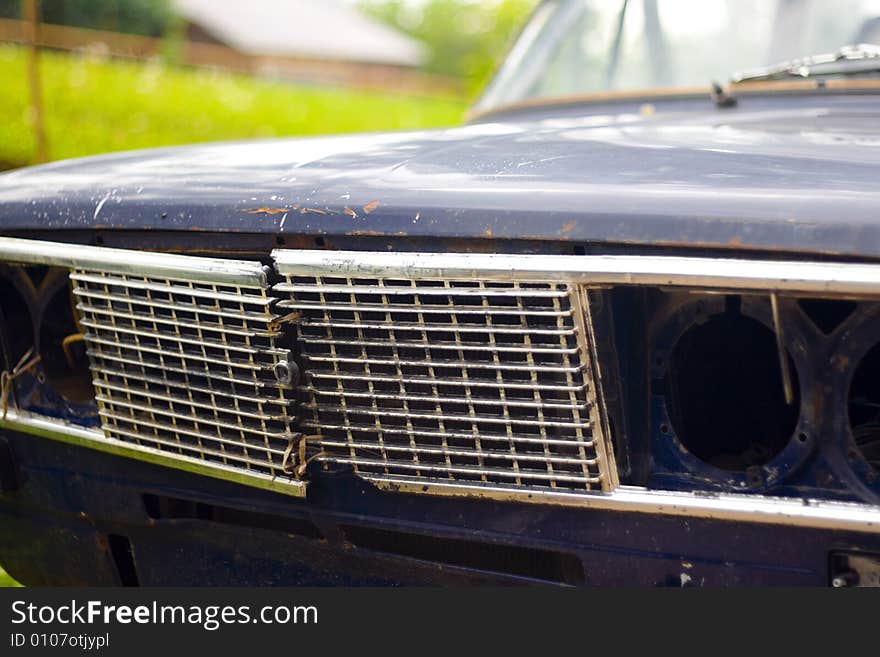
top-left (276, 275), bottom-right (610, 491)
top-left (71, 270), bottom-right (295, 477)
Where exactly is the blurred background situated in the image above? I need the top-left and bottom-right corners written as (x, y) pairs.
top-left (0, 0), bottom-right (537, 170)
top-left (0, 0), bottom-right (536, 586)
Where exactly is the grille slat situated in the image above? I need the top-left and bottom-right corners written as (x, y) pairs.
top-left (278, 300), bottom-right (573, 317)
top-left (73, 288), bottom-right (274, 323)
top-left (317, 456), bottom-right (603, 484)
top-left (104, 424), bottom-right (285, 469)
top-left (302, 403), bottom-right (591, 429)
top-left (79, 318), bottom-right (287, 358)
top-left (298, 336), bottom-right (581, 355)
top-left (73, 269), bottom-right (296, 479)
top-left (95, 378), bottom-right (290, 420)
top-left (305, 370), bottom-right (586, 392)
top-left (88, 365), bottom-right (291, 407)
top-left (302, 385), bottom-right (590, 411)
top-left (281, 272), bottom-right (612, 492)
top-left (315, 440), bottom-right (598, 465)
top-left (301, 354), bottom-right (585, 374)
top-left (300, 319), bottom-right (577, 337)
top-left (77, 303), bottom-right (277, 338)
top-left (299, 421), bottom-right (598, 448)
top-left (85, 348), bottom-right (277, 389)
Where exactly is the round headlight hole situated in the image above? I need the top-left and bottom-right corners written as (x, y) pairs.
top-left (666, 312), bottom-right (800, 472)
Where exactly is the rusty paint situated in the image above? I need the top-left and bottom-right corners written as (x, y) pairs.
top-left (348, 230), bottom-right (385, 236)
top-left (245, 207), bottom-right (291, 215)
top-left (561, 220), bottom-right (577, 235)
top-left (344, 207), bottom-right (357, 218)
top-left (363, 200), bottom-right (380, 214)
top-left (267, 311), bottom-right (302, 335)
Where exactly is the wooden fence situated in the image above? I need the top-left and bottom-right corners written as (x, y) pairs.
top-left (0, 17), bottom-right (464, 97)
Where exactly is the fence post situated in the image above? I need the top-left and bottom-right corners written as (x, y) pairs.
top-left (23, 0), bottom-right (48, 164)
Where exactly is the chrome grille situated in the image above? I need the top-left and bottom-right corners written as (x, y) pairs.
top-left (274, 259), bottom-right (615, 492)
top-left (71, 269), bottom-right (296, 478)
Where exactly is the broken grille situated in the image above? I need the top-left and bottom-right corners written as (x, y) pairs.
top-left (71, 269), bottom-right (296, 478)
top-left (275, 267), bottom-right (615, 492)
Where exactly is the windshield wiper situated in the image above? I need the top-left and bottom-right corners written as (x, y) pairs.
top-left (731, 43), bottom-right (880, 84)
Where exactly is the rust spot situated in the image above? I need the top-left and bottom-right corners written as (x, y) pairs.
top-left (348, 230), bottom-right (385, 236)
top-left (484, 227), bottom-right (492, 237)
top-left (728, 235), bottom-right (743, 247)
top-left (300, 207), bottom-right (333, 215)
top-left (268, 311), bottom-right (302, 335)
top-left (344, 206), bottom-right (357, 218)
top-left (245, 207), bottom-right (291, 215)
top-left (363, 200), bottom-right (380, 214)
top-left (561, 220), bottom-right (577, 235)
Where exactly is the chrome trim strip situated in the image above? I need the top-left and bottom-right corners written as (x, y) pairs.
top-left (366, 477), bottom-right (880, 533)
top-left (273, 249), bottom-right (880, 296)
top-left (0, 237), bottom-right (267, 286)
top-left (0, 410), bottom-right (306, 498)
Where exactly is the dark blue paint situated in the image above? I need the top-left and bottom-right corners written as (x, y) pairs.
top-left (1, 92), bottom-right (880, 259)
top-left (2, 432), bottom-right (876, 586)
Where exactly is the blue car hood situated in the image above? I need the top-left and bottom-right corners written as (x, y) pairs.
top-left (2, 94), bottom-right (880, 258)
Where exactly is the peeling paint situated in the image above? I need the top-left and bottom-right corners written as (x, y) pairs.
top-left (245, 207), bottom-right (292, 215)
top-left (349, 230), bottom-right (385, 236)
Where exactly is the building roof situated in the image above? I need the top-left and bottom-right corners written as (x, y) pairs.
top-left (173, 0), bottom-right (427, 67)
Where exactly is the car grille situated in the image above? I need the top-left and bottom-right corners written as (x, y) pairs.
top-left (275, 270), bottom-right (613, 492)
top-left (71, 269), bottom-right (296, 478)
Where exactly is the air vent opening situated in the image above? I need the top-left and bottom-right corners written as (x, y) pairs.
top-left (848, 342), bottom-right (880, 473)
top-left (142, 494), bottom-right (323, 539)
top-left (798, 298), bottom-right (858, 335)
top-left (341, 524), bottom-right (585, 585)
top-left (38, 281), bottom-right (92, 404)
top-left (667, 310), bottom-right (800, 471)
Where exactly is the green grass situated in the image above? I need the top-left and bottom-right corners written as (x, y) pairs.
top-left (0, 565), bottom-right (22, 587)
top-left (0, 44), bottom-right (467, 168)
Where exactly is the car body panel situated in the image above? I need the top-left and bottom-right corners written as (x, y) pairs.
top-left (1, 94), bottom-right (880, 259)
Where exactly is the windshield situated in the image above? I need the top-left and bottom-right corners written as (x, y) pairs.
top-left (475, 0), bottom-right (880, 113)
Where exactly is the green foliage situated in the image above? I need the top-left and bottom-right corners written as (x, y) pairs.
top-left (0, 44), bottom-right (465, 168)
top-left (0, 0), bottom-right (173, 37)
top-left (360, 0), bottom-right (538, 95)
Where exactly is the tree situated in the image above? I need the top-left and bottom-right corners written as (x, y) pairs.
top-left (360, 0), bottom-right (538, 95)
top-left (0, 0), bottom-right (172, 37)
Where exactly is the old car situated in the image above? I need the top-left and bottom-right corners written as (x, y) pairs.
top-left (1, 0), bottom-right (880, 586)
